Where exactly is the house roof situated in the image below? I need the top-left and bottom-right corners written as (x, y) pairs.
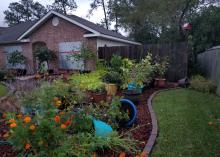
top-left (0, 11), bottom-right (141, 45)
top-left (0, 21), bottom-right (37, 44)
top-left (0, 27), bottom-right (8, 35)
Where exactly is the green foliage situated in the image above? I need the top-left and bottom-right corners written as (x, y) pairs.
top-left (190, 6), bottom-right (220, 53)
top-left (70, 70), bottom-right (106, 91)
top-left (121, 54), bottom-right (155, 89)
top-left (70, 43), bottom-right (96, 61)
top-left (102, 71), bottom-right (122, 84)
top-left (110, 54), bottom-right (123, 72)
top-left (4, 0), bottom-right (47, 26)
top-left (0, 83), bottom-right (8, 97)
top-left (22, 80), bottom-right (85, 111)
top-left (7, 51), bottom-right (26, 67)
top-left (85, 96), bottom-right (129, 129)
top-left (54, 132), bottom-right (140, 157)
top-left (154, 56), bottom-right (169, 78)
top-left (6, 109), bottom-right (71, 157)
top-left (33, 47), bottom-right (57, 64)
top-left (190, 75), bottom-right (217, 93)
top-left (48, 0), bottom-right (77, 15)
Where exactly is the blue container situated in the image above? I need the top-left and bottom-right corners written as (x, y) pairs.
top-left (93, 119), bottom-right (113, 137)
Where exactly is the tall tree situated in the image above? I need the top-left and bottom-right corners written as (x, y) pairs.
top-left (108, 0), bottom-right (120, 32)
top-left (88, 0), bottom-right (110, 29)
top-left (4, 0), bottom-right (47, 26)
top-left (48, 0), bottom-right (77, 15)
top-left (110, 0), bottom-right (218, 42)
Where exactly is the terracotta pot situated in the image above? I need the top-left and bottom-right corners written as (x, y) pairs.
top-left (91, 92), bottom-right (107, 103)
top-left (105, 84), bottom-right (118, 96)
top-left (154, 78), bottom-right (166, 88)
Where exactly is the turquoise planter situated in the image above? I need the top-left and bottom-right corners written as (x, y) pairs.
top-left (93, 119), bottom-right (113, 137)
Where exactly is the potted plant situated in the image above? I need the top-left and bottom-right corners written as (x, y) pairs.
top-left (102, 71), bottom-right (121, 96)
top-left (7, 51), bottom-right (27, 76)
top-left (69, 43), bottom-right (96, 72)
top-left (154, 56), bottom-right (169, 88)
top-left (33, 47), bottom-right (57, 74)
top-left (91, 86), bottom-right (107, 103)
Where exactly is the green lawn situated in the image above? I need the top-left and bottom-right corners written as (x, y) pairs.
top-left (152, 89), bottom-right (220, 157)
top-left (0, 83), bottom-right (7, 97)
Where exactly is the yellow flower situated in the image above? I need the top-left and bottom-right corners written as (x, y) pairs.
top-left (24, 116), bottom-right (31, 123)
top-left (59, 111), bottom-right (65, 116)
top-left (17, 114), bottom-right (23, 119)
top-left (29, 125), bottom-right (36, 131)
top-left (55, 100), bottom-right (62, 107)
top-left (10, 122), bottom-right (17, 128)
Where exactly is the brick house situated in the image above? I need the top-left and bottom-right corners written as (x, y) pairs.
top-left (0, 11), bottom-right (140, 74)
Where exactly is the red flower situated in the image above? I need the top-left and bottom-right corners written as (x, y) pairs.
top-left (54, 116), bottom-right (60, 123)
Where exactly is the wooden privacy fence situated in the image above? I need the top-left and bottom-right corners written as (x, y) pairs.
top-left (197, 46), bottom-right (220, 95)
top-left (98, 42), bottom-right (188, 82)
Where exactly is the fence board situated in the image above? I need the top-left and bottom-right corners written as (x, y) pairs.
top-left (98, 43), bottom-right (188, 82)
top-left (198, 46), bottom-right (220, 95)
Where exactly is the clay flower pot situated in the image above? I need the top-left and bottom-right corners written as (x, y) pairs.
top-left (92, 92), bottom-right (107, 103)
top-left (105, 84), bottom-right (118, 96)
top-left (154, 78), bottom-right (166, 88)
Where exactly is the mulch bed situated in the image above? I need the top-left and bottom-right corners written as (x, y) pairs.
top-left (0, 84), bottom-right (177, 157)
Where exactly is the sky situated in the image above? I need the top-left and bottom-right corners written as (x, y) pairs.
top-left (0, 0), bottom-right (105, 27)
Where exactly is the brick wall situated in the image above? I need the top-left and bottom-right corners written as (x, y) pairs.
top-left (0, 15), bottom-right (97, 73)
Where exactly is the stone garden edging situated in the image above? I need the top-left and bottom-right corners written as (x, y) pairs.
top-left (142, 88), bottom-right (180, 156)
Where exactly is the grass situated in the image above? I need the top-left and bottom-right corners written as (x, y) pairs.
top-left (152, 89), bottom-right (220, 157)
top-left (0, 83), bottom-right (8, 97)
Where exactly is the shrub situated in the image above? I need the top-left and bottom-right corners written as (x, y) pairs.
top-left (70, 70), bottom-right (106, 91)
top-left (102, 71), bottom-right (122, 85)
top-left (153, 56), bottom-right (169, 78)
top-left (190, 75), bottom-right (217, 93)
top-left (110, 54), bottom-right (123, 72)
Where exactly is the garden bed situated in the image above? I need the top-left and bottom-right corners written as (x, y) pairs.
top-left (0, 84), bottom-right (178, 157)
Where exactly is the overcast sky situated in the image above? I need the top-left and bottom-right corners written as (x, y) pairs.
top-left (0, 0), bottom-right (104, 27)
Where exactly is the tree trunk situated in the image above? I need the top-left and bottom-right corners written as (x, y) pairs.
top-left (101, 0), bottom-right (109, 29)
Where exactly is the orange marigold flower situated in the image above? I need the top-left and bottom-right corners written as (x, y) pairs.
top-left (59, 111), bottom-right (65, 116)
top-left (25, 143), bottom-right (31, 150)
top-left (29, 125), bottom-right (36, 131)
top-left (92, 152), bottom-right (97, 157)
top-left (17, 114), bottom-right (23, 119)
top-left (208, 121), bottom-right (213, 126)
top-left (65, 120), bottom-right (71, 126)
top-left (119, 152), bottom-right (126, 157)
top-left (10, 122), bottom-right (17, 128)
top-left (54, 116), bottom-right (61, 123)
top-left (8, 119), bottom-right (16, 124)
top-left (24, 116), bottom-right (31, 123)
top-left (60, 124), bottom-right (67, 129)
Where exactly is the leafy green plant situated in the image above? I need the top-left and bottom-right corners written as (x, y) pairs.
top-left (85, 96), bottom-right (129, 129)
top-left (190, 75), bottom-right (217, 93)
top-left (7, 51), bottom-right (26, 67)
top-left (33, 47), bottom-right (57, 71)
top-left (102, 71), bottom-right (122, 85)
top-left (70, 70), bottom-right (106, 91)
top-left (110, 54), bottom-right (123, 72)
top-left (154, 56), bottom-right (169, 78)
top-left (70, 43), bottom-right (96, 61)
top-left (6, 107), bottom-right (73, 157)
top-left (22, 80), bottom-right (85, 111)
top-left (54, 132), bottom-right (140, 157)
